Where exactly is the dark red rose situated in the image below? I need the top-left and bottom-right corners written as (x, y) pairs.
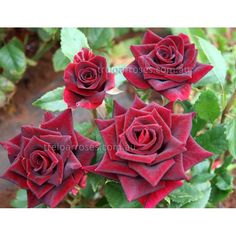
top-left (64, 48), bottom-right (115, 109)
top-left (86, 96), bottom-right (212, 207)
top-left (123, 30), bottom-right (213, 102)
top-left (0, 109), bottom-right (99, 207)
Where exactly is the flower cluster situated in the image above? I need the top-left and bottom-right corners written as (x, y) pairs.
top-left (0, 30), bottom-right (213, 208)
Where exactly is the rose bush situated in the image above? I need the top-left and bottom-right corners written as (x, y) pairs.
top-left (123, 30), bottom-right (213, 101)
top-left (64, 48), bottom-right (115, 109)
top-left (86, 96), bottom-right (212, 207)
top-left (0, 109), bottom-right (99, 207)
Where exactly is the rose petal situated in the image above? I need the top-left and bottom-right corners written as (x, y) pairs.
top-left (95, 153), bottom-right (138, 177)
top-left (130, 44), bottom-right (155, 59)
top-left (43, 175), bottom-right (76, 208)
top-left (183, 136), bottom-right (213, 171)
top-left (142, 30), bottom-right (162, 44)
top-left (139, 180), bottom-right (183, 208)
top-left (119, 175), bottom-right (165, 201)
top-left (123, 61), bottom-right (150, 89)
top-left (160, 83), bottom-right (191, 102)
top-left (171, 113), bottom-right (194, 143)
top-left (128, 158), bottom-right (175, 186)
top-left (190, 63), bottom-right (213, 83)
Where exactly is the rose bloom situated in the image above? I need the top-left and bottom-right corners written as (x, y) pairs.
top-left (64, 48), bottom-right (115, 109)
top-left (86, 96), bottom-right (212, 207)
top-left (123, 30), bottom-right (213, 102)
top-left (0, 109), bottom-right (99, 207)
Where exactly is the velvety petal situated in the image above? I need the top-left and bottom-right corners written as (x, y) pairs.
top-left (41, 134), bottom-right (69, 147)
top-left (128, 158), bottom-right (175, 186)
top-left (40, 109), bottom-right (78, 147)
top-left (148, 79), bottom-right (180, 92)
top-left (119, 175), bottom-right (165, 201)
top-left (142, 30), bottom-right (162, 44)
top-left (116, 150), bottom-right (157, 164)
top-left (113, 100), bottom-right (127, 116)
top-left (27, 191), bottom-right (41, 208)
top-left (7, 156), bottom-right (26, 177)
top-left (27, 179), bottom-right (54, 199)
top-left (152, 136), bottom-right (186, 164)
top-left (104, 72), bottom-right (115, 91)
top-left (124, 107), bottom-right (149, 130)
top-left (84, 164), bottom-right (119, 181)
top-left (171, 113), bottom-right (194, 143)
top-left (100, 123), bottom-right (120, 161)
top-left (43, 175), bottom-right (76, 208)
top-left (123, 61), bottom-right (150, 89)
top-left (183, 136), bottom-right (213, 171)
top-left (21, 126), bottom-right (61, 139)
top-left (63, 150), bottom-right (82, 179)
top-left (41, 112), bottom-right (55, 123)
top-left (96, 118), bottom-right (114, 131)
top-left (130, 44), bottom-right (155, 59)
top-left (179, 33), bottom-right (190, 44)
top-left (150, 109), bottom-right (172, 141)
top-left (1, 169), bottom-right (28, 189)
top-left (95, 153), bottom-right (138, 177)
top-left (74, 48), bottom-right (94, 63)
top-left (131, 95), bottom-right (147, 110)
top-left (0, 140), bottom-right (20, 163)
top-left (76, 91), bottom-right (106, 109)
top-left (48, 154), bottom-right (64, 186)
top-left (163, 154), bottom-right (187, 180)
top-left (166, 35), bottom-right (184, 54)
top-left (74, 131), bottom-right (99, 166)
top-left (183, 44), bottom-right (197, 69)
top-left (139, 180), bottom-right (183, 208)
top-left (190, 63), bottom-right (213, 83)
top-left (160, 83), bottom-right (191, 102)
top-left (64, 88), bottom-right (82, 109)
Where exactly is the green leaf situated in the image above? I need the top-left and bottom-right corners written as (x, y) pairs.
top-left (104, 182), bottom-right (141, 208)
top-left (209, 185), bottom-right (232, 205)
top-left (74, 122), bottom-right (93, 137)
top-left (61, 28), bottom-right (89, 61)
top-left (32, 86), bottom-right (67, 112)
top-left (196, 37), bottom-right (227, 86)
top-left (190, 173), bottom-right (214, 184)
top-left (215, 173), bottom-right (233, 191)
top-left (194, 90), bottom-right (220, 122)
top-left (11, 189), bottom-right (27, 208)
top-left (88, 173), bottom-right (105, 192)
top-left (225, 119), bottom-right (236, 158)
top-left (182, 182), bottom-right (211, 208)
top-left (196, 125), bottom-right (228, 154)
top-left (191, 115), bottom-right (207, 137)
top-left (38, 28), bottom-right (58, 42)
top-left (169, 182), bottom-right (201, 206)
top-left (87, 28), bottom-right (114, 49)
top-left (191, 159), bottom-right (211, 176)
top-left (105, 97), bottom-right (114, 118)
top-left (52, 48), bottom-right (70, 72)
top-left (0, 37), bottom-right (26, 76)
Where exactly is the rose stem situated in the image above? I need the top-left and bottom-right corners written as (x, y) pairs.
top-left (221, 89), bottom-right (236, 123)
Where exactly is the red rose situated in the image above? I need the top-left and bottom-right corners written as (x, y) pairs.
top-left (0, 109), bottom-right (99, 207)
top-left (64, 48), bottom-right (115, 109)
top-left (86, 96), bottom-right (212, 207)
top-left (123, 30), bottom-right (213, 101)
